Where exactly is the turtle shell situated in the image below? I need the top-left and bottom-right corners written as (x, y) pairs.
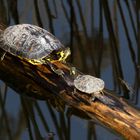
top-left (2, 24), bottom-right (65, 59)
top-left (74, 75), bottom-right (105, 94)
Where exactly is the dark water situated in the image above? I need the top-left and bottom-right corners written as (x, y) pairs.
top-left (0, 0), bottom-right (139, 139)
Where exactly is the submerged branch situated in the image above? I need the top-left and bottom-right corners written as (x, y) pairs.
top-left (0, 50), bottom-right (140, 140)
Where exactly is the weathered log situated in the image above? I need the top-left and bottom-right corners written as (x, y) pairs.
top-left (0, 50), bottom-right (140, 140)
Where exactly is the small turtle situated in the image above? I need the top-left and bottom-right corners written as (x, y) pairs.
top-left (0, 24), bottom-right (71, 75)
top-left (74, 74), bottom-right (105, 101)
top-left (73, 74), bottom-right (115, 106)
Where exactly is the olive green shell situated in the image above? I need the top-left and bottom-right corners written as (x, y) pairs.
top-left (2, 24), bottom-right (65, 59)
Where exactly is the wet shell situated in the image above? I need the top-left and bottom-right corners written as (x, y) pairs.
top-left (74, 75), bottom-right (105, 94)
top-left (2, 24), bottom-right (64, 59)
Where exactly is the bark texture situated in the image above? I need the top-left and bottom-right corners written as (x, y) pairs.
top-left (0, 51), bottom-right (140, 140)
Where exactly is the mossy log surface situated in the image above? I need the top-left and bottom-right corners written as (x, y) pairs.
top-left (0, 51), bottom-right (140, 140)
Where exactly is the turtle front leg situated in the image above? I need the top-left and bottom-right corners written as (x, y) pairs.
top-left (91, 91), bottom-right (103, 102)
top-left (45, 60), bottom-right (65, 77)
top-left (91, 93), bottom-right (96, 102)
top-left (50, 65), bottom-right (64, 77)
top-left (72, 88), bottom-right (91, 104)
top-left (0, 52), bottom-right (6, 61)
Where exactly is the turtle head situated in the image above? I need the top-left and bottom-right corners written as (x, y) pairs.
top-left (57, 47), bottom-right (71, 62)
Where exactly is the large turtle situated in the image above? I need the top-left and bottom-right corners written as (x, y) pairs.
top-left (0, 24), bottom-right (71, 75)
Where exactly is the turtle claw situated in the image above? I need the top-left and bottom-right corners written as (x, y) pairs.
top-left (54, 69), bottom-right (64, 77)
top-left (70, 67), bottom-right (77, 75)
top-left (72, 88), bottom-right (91, 105)
top-left (0, 52), bottom-right (6, 61)
top-left (44, 60), bottom-right (64, 77)
top-left (91, 97), bottom-right (96, 102)
top-left (91, 94), bottom-right (96, 102)
top-left (50, 65), bottom-right (64, 77)
top-left (71, 88), bottom-right (82, 102)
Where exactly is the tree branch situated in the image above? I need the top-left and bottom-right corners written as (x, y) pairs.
top-left (0, 50), bottom-right (140, 139)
